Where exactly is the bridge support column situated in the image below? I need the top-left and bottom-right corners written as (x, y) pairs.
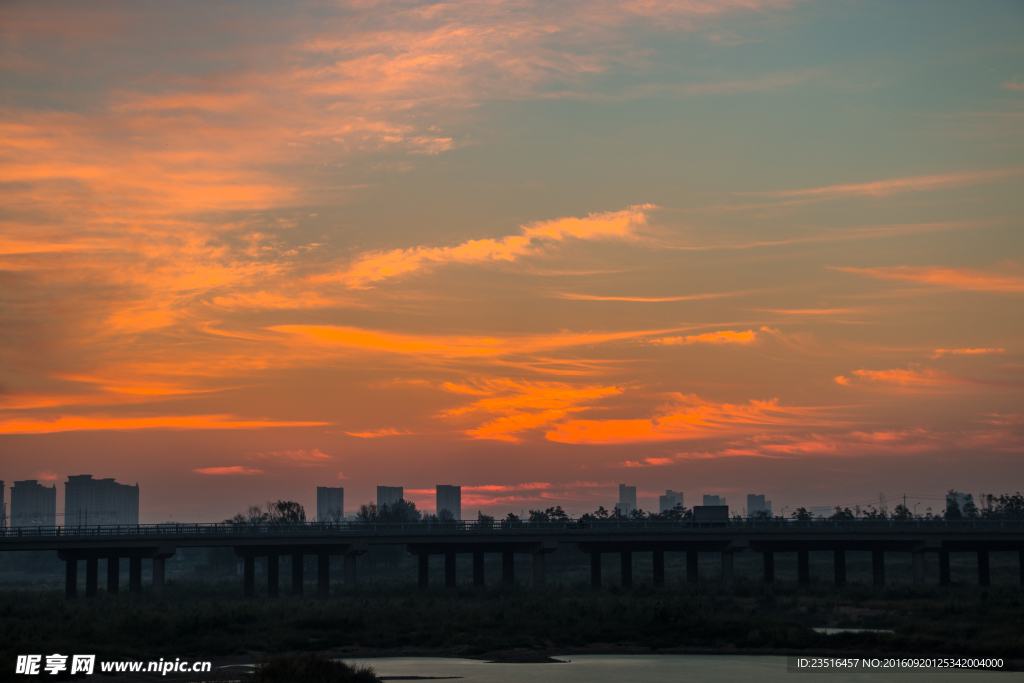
top-left (912, 551), bottom-right (925, 585)
top-left (834, 549), bottom-right (846, 586)
top-left (978, 550), bottom-right (990, 587)
top-left (267, 554), bottom-right (279, 598)
top-left (763, 551), bottom-right (775, 584)
top-left (344, 555), bottom-right (357, 588)
top-left (445, 552), bottom-right (457, 588)
top-left (721, 551), bottom-right (734, 587)
top-left (473, 552), bottom-right (485, 587)
top-left (418, 554), bottom-right (429, 588)
top-left (317, 554), bottom-right (329, 597)
top-left (107, 557), bottom-right (119, 594)
top-left (502, 552), bottom-right (514, 586)
top-left (65, 559), bottom-right (78, 600)
top-left (620, 551), bottom-right (632, 588)
top-left (152, 557), bottom-right (165, 595)
top-left (129, 556), bottom-right (142, 594)
top-left (686, 551), bottom-right (698, 584)
top-left (86, 558), bottom-right (98, 597)
top-left (292, 554), bottom-right (304, 596)
top-left (872, 550), bottom-right (885, 587)
top-left (653, 550), bottom-right (665, 587)
top-left (939, 551), bottom-right (950, 586)
top-left (797, 550), bottom-right (810, 586)
top-left (243, 556), bottom-right (255, 597)
top-left (590, 553), bottom-right (601, 588)
top-left (1020, 550), bottom-right (1024, 586)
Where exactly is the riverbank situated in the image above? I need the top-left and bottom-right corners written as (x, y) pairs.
top-left (1, 580), bottom-right (1022, 679)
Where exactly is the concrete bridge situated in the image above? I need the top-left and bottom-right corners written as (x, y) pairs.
top-left (2, 519), bottom-right (1022, 598)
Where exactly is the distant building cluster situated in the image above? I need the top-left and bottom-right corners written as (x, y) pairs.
top-left (436, 485), bottom-right (461, 521)
top-left (317, 486), bottom-right (344, 522)
top-left (659, 490), bottom-right (683, 513)
top-left (616, 484), bottom-right (637, 515)
top-left (11, 480), bottom-right (57, 527)
top-left (748, 494), bottom-right (772, 517)
top-left (703, 494), bottom-right (727, 507)
top-left (64, 475), bottom-right (139, 526)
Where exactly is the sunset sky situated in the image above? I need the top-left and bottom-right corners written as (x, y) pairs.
top-left (1, 0), bottom-right (1022, 522)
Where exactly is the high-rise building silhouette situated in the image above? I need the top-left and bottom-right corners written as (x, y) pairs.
top-left (616, 484), bottom-right (637, 515)
top-left (10, 480), bottom-right (57, 527)
top-left (659, 490), bottom-right (683, 513)
top-left (64, 475), bottom-right (139, 526)
top-left (0, 480), bottom-right (5, 528)
top-left (436, 485), bottom-right (461, 520)
top-left (377, 486), bottom-right (404, 509)
top-left (747, 493), bottom-right (771, 517)
top-left (703, 494), bottom-right (727, 507)
top-left (317, 486), bottom-right (344, 522)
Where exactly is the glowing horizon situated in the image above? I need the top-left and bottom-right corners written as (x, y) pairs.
top-left (1, 0), bottom-right (1021, 522)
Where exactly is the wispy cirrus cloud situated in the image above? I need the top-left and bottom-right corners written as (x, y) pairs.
top-left (194, 466), bottom-right (263, 475)
top-left (648, 329), bottom-right (757, 345)
top-left (833, 265), bottom-right (1024, 293)
top-left (329, 205), bottom-right (656, 288)
top-left (0, 414), bottom-right (328, 435)
top-left (747, 167), bottom-right (1022, 199)
top-left (929, 348), bottom-right (1005, 359)
top-left (545, 393), bottom-right (836, 445)
top-left (834, 366), bottom-right (969, 391)
top-left (345, 428), bottom-right (412, 438)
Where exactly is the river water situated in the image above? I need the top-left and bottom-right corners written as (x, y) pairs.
top-left (344, 655), bottom-right (1018, 682)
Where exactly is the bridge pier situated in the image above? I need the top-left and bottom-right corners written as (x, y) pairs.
top-left (473, 552), bottom-right (485, 587)
top-left (318, 553), bottom-right (330, 597)
top-left (620, 551), bottom-right (632, 588)
top-left (344, 554), bottom-right (357, 587)
top-left (267, 553), bottom-right (279, 597)
top-left (872, 550), bottom-right (885, 587)
top-left (978, 550), bottom-right (990, 586)
top-left (243, 556), bottom-right (255, 597)
top-left (65, 558), bottom-right (78, 599)
top-left (763, 551), bottom-right (775, 584)
top-left (912, 551), bottom-right (925, 585)
top-left (939, 550), bottom-right (951, 586)
top-left (152, 557), bottom-right (165, 595)
top-left (1020, 550), bottom-right (1024, 586)
top-left (834, 549), bottom-right (846, 586)
top-left (107, 556), bottom-right (119, 594)
top-left (533, 551), bottom-right (546, 587)
top-left (721, 551), bottom-right (734, 586)
top-left (86, 557), bottom-right (98, 597)
top-left (417, 554), bottom-right (429, 588)
top-left (653, 550), bottom-right (665, 587)
top-left (445, 552), bottom-right (457, 588)
top-left (292, 554), bottom-right (304, 596)
top-left (686, 550), bottom-right (698, 584)
top-left (502, 552), bottom-right (514, 585)
top-left (797, 549), bottom-right (810, 586)
top-left (591, 553), bottom-right (601, 588)
top-left (129, 556), bottom-right (142, 594)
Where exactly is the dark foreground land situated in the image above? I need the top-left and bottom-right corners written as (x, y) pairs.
top-left (1, 578), bottom-right (1024, 680)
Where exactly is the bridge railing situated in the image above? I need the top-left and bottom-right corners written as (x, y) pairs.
top-left (2, 517), bottom-right (1024, 539)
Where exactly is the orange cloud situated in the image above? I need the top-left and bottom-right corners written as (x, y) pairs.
top-left (1003, 78), bottom-right (1024, 92)
top-left (345, 428), bottom-right (411, 438)
top-left (194, 466), bottom-right (263, 475)
top-left (253, 448), bottom-right (333, 464)
top-left (546, 393), bottom-right (834, 445)
top-left (649, 329), bottom-right (757, 345)
top-left (751, 167), bottom-right (1022, 199)
top-left (554, 292), bottom-right (738, 302)
top-left (0, 415), bottom-right (329, 435)
top-left (619, 457), bottom-right (676, 467)
top-left (835, 366), bottom-right (964, 390)
top-left (331, 205), bottom-right (655, 288)
top-left (833, 265), bottom-right (1024, 293)
top-left (930, 348), bottom-right (1006, 359)
top-left (442, 378), bottom-right (622, 442)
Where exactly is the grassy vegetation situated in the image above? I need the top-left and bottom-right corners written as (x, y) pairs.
top-left (0, 578), bottom-right (1022, 673)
